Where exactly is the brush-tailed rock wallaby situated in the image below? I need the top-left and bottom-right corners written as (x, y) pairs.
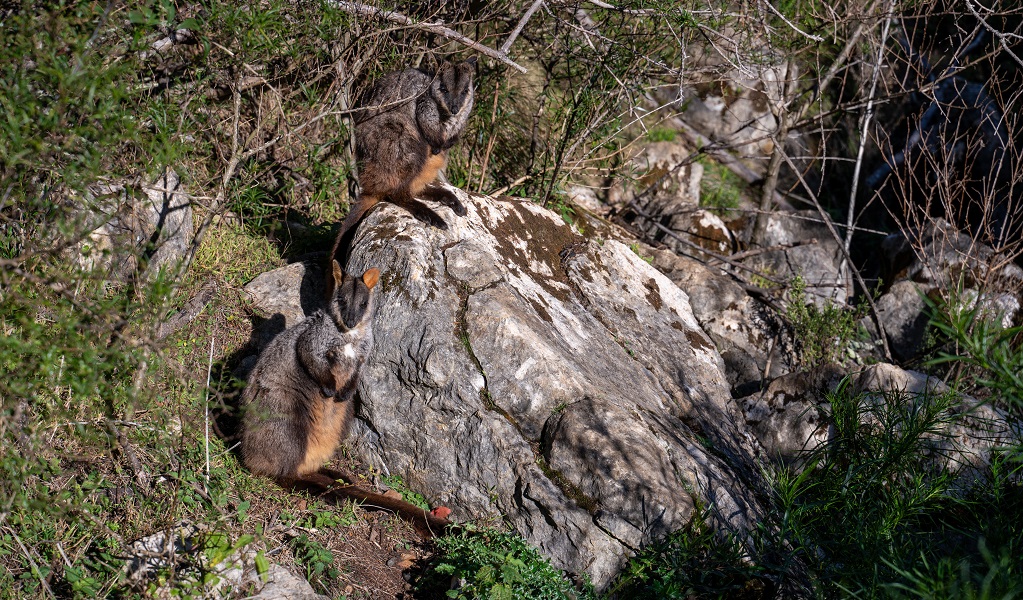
top-left (241, 261), bottom-right (451, 537)
top-left (329, 57), bottom-right (476, 275)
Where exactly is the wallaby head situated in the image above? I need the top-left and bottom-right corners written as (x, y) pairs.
top-left (328, 260), bottom-right (380, 330)
top-left (428, 57), bottom-right (476, 119)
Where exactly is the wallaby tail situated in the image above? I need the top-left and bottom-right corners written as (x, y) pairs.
top-left (291, 471), bottom-right (454, 539)
top-left (328, 195), bottom-right (380, 297)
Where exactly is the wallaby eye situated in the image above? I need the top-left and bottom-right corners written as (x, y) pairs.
top-left (439, 84), bottom-right (448, 94)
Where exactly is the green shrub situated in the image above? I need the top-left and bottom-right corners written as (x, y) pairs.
top-left (417, 526), bottom-right (595, 600)
top-left (785, 276), bottom-right (865, 368)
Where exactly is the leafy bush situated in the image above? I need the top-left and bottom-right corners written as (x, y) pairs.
top-left (786, 276), bottom-right (866, 368)
top-left (417, 526), bottom-right (595, 600)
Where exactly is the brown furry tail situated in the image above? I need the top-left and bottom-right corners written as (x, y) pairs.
top-left (327, 195), bottom-right (380, 296)
top-left (286, 470), bottom-right (453, 539)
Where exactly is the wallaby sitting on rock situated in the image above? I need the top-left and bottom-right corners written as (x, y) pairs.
top-left (241, 261), bottom-right (451, 537)
top-left (329, 56), bottom-right (476, 278)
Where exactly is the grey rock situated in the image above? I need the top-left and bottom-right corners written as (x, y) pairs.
top-left (681, 64), bottom-right (791, 162)
top-left (247, 188), bottom-right (766, 588)
top-left (76, 168), bottom-right (194, 283)
top-left (737, 368), bottom-right (841, 466)
top-left (875, 280), bottom-right (929, 362)
top-left (124, 521), bottom-right (325, 599)
top-left (650, 248), bottom-right (789, 397)
top-left (876, 220), bottom-right (1023, 359)
top-left (250, 565), bottom-right (330, 600)
top-left (747, 210), bottom-right (851, 305)
top-left (851, 363), bottom-right (1018, 474)
top-left (738, 363), bottom-right (1019, 473)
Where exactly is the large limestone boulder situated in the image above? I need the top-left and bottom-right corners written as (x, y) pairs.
top-left (244, 187), bottom-right (766, 587)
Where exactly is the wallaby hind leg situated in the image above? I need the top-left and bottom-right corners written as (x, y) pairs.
top-left (389, 187), bottom-right (449, 229)
top-left (420, 183), bottom-right (466, 216)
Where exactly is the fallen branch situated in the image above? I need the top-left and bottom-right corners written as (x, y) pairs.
top-left (329, 1), bottom-right (528, 73)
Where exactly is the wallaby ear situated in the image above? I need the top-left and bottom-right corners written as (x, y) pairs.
top-left (332, 260), bottom-right (344, 289)
top-left (465, 56), bottom-right (478, 66)
top-left (362, 268), bottom-right (380, 289)
top-left (422, 52), bottom-right (439, 74)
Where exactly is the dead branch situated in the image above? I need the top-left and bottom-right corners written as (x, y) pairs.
top-left (779, 152), bottom-right (893, 361)
top-left (328, 1), bottom-right (528, 73)
top-left (501, 0), bottom-right (545, 55)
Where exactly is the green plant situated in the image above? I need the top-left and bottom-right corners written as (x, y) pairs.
top-left (785, 275), bottom-right (865, 368)
top-left (290, 534), bottom-right (340, 591)
top-left (609, 505), bottom-right (768, 599)
top-left (381, 475), bottom-right (430, 511)
top-left (927, 292), bottom-right (1023, 417)
top-left (417, 526), bottom-right (595, 600)
top-left (697, 156), bottom-right (746, 216)
top-left (645, 127), bottom-right (678, 143)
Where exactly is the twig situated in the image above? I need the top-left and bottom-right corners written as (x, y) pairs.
top-left (204, 336), bottom-right (215, 492)
top-left (584, 0), bottom-right (657, 15)
top-left (476, 78), bottom-right (504, 192)
top-left (157, 280), bottom-right (217, 341)
top-left (328, 1), bottom-right (527, 73)
top-left (752, 57), bottom-right (798, 243)
top-left (626, 200), bottom-right (787, 287)
top-left (779, 153), bottom-right (892, 361)
top-left (3, 521), bottom-right (55, 598)
top-left (489, 175), bottom-right (530, 197)
top-left (965, 0), bottom-right (1023, 68)
top-left (707, 239), bottom-right (819, 266)
top-left (845, 0), bottom-right (895, 258)
top-left (500, 0), bottom-right (544, 55)
top-left (762, 0), bottom-right (824, 42)
top-left (667, 116), bottom-right (795, 211)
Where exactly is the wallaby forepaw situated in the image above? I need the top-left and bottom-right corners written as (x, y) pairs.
top-left (450, 200), bottom-right (467, 216)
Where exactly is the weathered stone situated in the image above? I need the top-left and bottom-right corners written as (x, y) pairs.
top-left (245, 188), bottom-right (766, 588)
top-left (650, 248), bottom-right (789, 397)
top-left (882, 219), bottom-right (1023, 290)
top-left (124, 521), bottom-right (325, 599)
top-left (875, 220), bottom-right (1023, 359)
top-left (737, 368), bottom-right (841, 466)
top-left (851, 363), bottom-right (1018, 475)
top-left (682, 64), bottom-right (792, 161)
top-left (738, 363), bottom-right (1019, 473)
top-left (76, 168), bottom-right (194, 282)
top-left (746, 210), bottom-right (851, 305)
top-left (875, 280), bottom-right (929, 362)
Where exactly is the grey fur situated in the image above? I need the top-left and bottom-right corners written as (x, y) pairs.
top-left (241, 267), bottom-right (378, 479)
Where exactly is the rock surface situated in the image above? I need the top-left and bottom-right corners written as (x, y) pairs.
top-left (76, 168), bottom-right (194, 283)
top-left (746, 210), bottom-right (851, 306)
top-left (735, 362), bottom-right (1018, 474)
top-left (244, 187), bottom-right (766, 588)
top-left (649, 248), bottom-right (789, 397)
top-left (124, 521), bottom-right (327, 599)
top-left (873, 220), bottom-right (1023, 359)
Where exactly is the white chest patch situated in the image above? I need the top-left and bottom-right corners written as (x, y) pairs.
top-left (343, 344), bottom-right (356, 359)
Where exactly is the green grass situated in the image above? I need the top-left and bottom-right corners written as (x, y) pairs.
top-left (697, 156), bottom-right (746, 216)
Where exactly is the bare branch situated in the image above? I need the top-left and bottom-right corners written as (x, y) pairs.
top-left (501, 0), bottom-right (544, 55)
top-left (328, 1), bottom-right (528, 73)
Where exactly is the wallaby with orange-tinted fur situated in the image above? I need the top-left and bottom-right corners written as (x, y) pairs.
top-left (329, 57), bottom-right (476, 281)
top-left (241, 261), bottom-right (451, 537)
